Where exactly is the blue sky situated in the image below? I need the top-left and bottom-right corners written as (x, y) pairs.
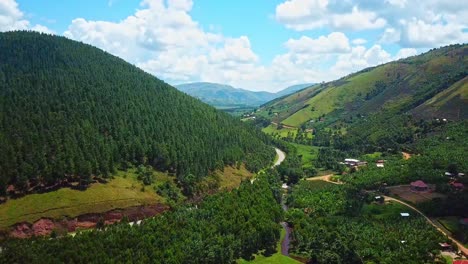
top-left (2, 0), bottom-right (468, 91)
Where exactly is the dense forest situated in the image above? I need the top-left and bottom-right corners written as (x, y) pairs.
top-left (0, 172), bottom-right (283, 263)
top-left (0, 31), bottom-right (274, 195)
top-left (286, 181), bottom-right (447, 263)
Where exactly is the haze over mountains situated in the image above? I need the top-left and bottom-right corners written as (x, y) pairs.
top-left (176, 82), bottom-right (314, 108)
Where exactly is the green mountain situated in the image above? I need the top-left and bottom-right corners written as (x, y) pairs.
top-left (0, 31), bottom-right (274, 195)
top-left (258, 44), bottom-right (467, 127)
top-left (176, 82), bottom-right (314, 108)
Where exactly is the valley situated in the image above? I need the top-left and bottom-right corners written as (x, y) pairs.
top-left (0, 30), bottom-right (466, 264)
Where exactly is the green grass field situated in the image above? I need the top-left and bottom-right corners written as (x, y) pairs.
top-left (262, 124), bottom-right (298, 138)
top-left (282, 66), bottom-right (390, 127)
top-left (0, 169), bottom-right (173, 229)
top-left (290, 143), bottom-right (318, 168)
top-left (217, 165), bottom-right (254, 190)
top-left (238, 228), bottom-right (301, 264)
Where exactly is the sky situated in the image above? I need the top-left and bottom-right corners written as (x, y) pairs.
top-left (1, 0), bottom-right (467, 92)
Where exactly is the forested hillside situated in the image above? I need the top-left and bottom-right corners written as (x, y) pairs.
top-left (0, 173), bottom-right (283, 263)
top-left (258, 44), bottom-right (467, 127)
top-left (0, 31), bottom-right (274, 195)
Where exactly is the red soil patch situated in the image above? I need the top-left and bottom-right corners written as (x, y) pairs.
top-left (9, 203), bottom-right (169, 238)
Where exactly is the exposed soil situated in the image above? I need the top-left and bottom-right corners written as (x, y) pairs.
top-left (7, 203), bottom-right (168, 238)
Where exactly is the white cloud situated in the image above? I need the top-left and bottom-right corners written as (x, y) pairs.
top-left (394, 48), bottom-right (418, 60)
top-left (31, 24), bottom-right (55, 34)
top-left (352, 38), bottom-right (367, 45)
top-left (331, 6), bottom-right (386, 31)
top-left (275, 0), bottom-right (386, 31)
top-left (332, 45), bottom-right (391, 76)
top-left (285, 32), bottom-right (350, 54)
top-left (379, 27), bottom-right (401, 43)
top-left (0, 0), bottom-right (54, 34)
top-left (385, 0), bottom-right (407, 8)
top-left (275, 0), bottom-right (328, 30)
top-left (0, 0), bottom-right (29, 31)
top-left (400, 19), bottom-right (468, 48)
top-left (275, 0), bottom-right (468, 49)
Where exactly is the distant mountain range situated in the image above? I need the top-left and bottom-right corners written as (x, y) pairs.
top-left (175, 82), bottom-right (314, 108)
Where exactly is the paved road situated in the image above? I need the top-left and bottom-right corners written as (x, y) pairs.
top-left (273, 148), bottom-right (286, 167)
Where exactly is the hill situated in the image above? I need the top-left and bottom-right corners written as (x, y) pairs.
top-left (0, 31), bottom-right (274, 196)
top-left (257, 44), bottom-right (467, 127)
top-left (175, 82), bottom-right (314, 108)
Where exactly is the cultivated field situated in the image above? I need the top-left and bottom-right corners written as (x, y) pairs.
top-left (387, 185), bottom-right (446, 204)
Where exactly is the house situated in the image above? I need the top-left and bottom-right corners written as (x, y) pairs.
top-left (344, 159), bottom-right (367, 167)
top-left (400, 213), bottom-right (410, 217)
top-left (345, 158), bottom-right (360, 166)
top-left (374, 196), bottom-right (384, 203)
top-left (451, 182), bottom-right (465, 190)
top-left (376, 160), bottom-right (385, 168)
top-left (410, 180), bottom-right (429, 192)
top-left (445, 172), bottom-right (453, 177)
top-left (458, 173), bottom-right (465, 177)
top-left (439, 242), bottom-right (452, 250)
top-left (281, 183), bottom-right (289, 189)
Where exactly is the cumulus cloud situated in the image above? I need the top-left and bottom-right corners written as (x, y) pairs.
top-left (400, 19), bottom-right (468, 48)
top-left (285, 32), bottom-right (350, 54)
top-left (275, 0), bottom-right (386, 31)
top-left (275, 0), bottom-right (468, 49)
top-left (0, 0), bottom-right (54, 34)
top-left (0, 0), bottom-right (29, 31)
top-left (275, 0), bottom-right (328, 30)
top-left (331, 7), bottom-right (386, 31)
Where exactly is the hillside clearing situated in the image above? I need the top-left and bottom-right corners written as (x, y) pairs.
top-left (0, 170), bottom-right (171, 229)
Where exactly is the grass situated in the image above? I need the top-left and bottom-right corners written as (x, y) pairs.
top-left (290, 143), bottom-right (318, 168)
top-left (262, 124), bottom-right (298, 138)
top-left (438, 217), bottom-right (461, 234)
top-left (238, 228), bottom-right (301, 264)
top-left (442, 255), bottom-right (453, 264)
top-left (362, 202), bottom-right (416, 221)
top-left (0, 162), bottom-right (261, 229)
top-left (217, 164), bottom-right (254, 190)
top-left (0, 170), bottom-right (172, 229)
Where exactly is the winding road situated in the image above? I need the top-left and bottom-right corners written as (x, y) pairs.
top-left (273, 148), bottom-right (286, 167)
top-left (306, 174), bottom-right (468, 256)
top-left (271, 148), bottom-right (292, 257)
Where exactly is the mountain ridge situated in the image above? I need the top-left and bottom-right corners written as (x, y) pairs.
top-left (257, 44), bottom-right (468, 127)
top-left (176, 82), bottom-right (314, 108)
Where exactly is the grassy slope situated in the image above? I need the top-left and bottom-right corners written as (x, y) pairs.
top-left (412, 76), bottom-right (468, 119)
top-left (262, 124), bottom-right (298, 137)
top-left (258, 44), bottom-right (468, 127)
top-left (217, 165), bottom-right (254, 190)
top-left (283, 66), bottom-right (390, 126)
top-left (0, 165), bottom-right (257, 229)
top-left (0, 170), bottom-right (170, 229)
top-left (290, 143), bottom-right (318, 168)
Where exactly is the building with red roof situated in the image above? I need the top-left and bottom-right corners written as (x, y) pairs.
top-left (410, 180), bottom-right (428, 192)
